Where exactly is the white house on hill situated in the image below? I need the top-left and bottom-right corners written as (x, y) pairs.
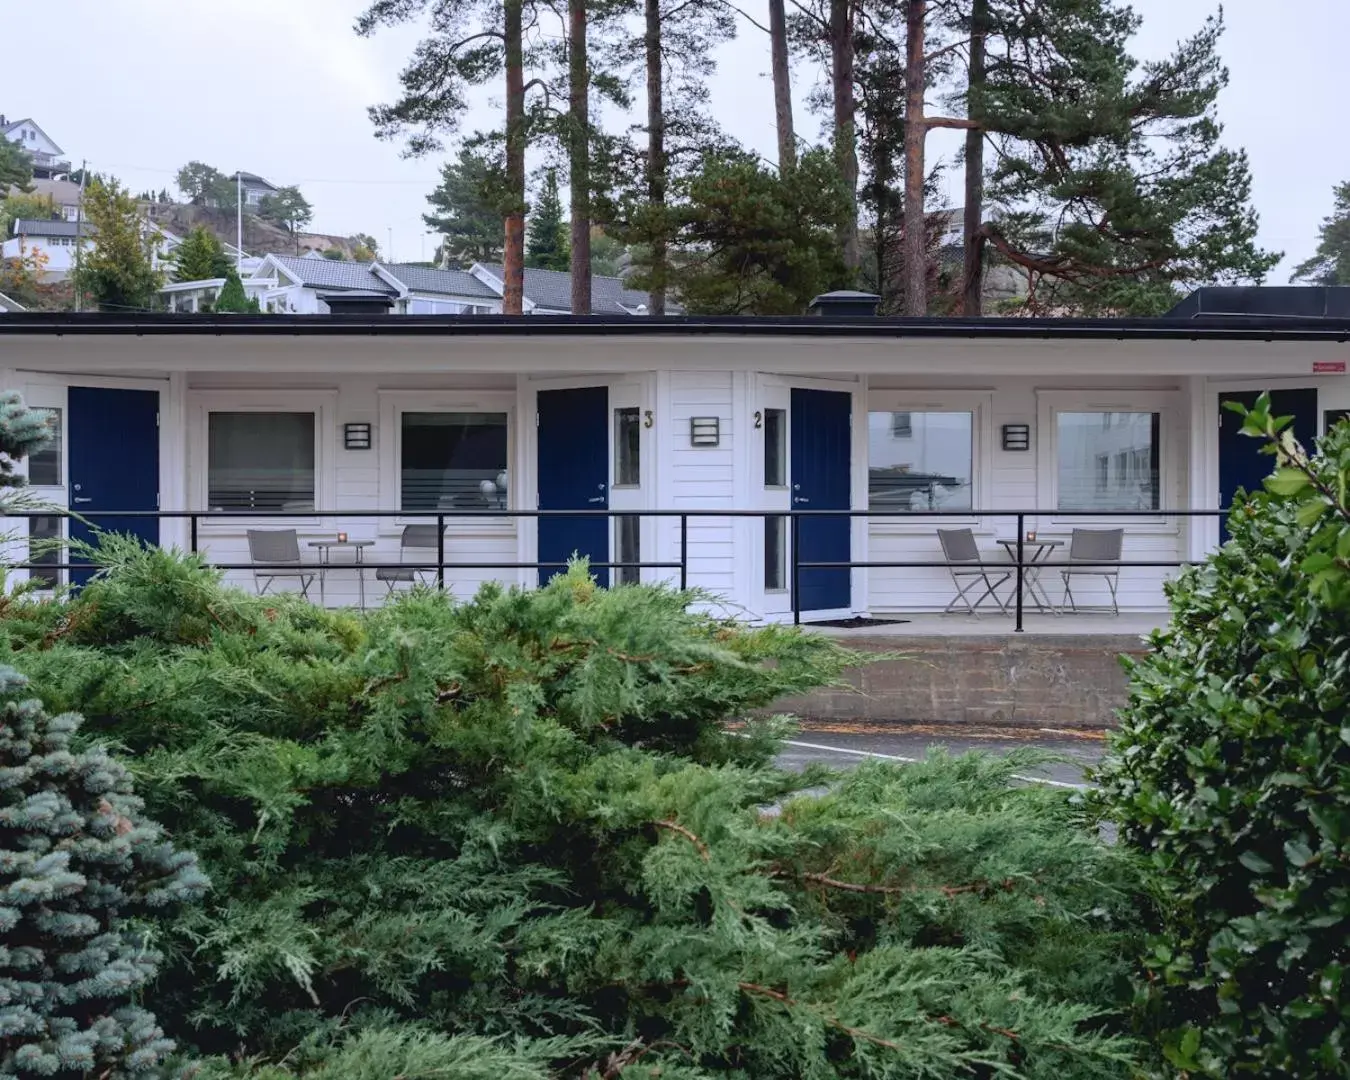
top-left (4, 290), bottom-right (1349, 621)
top-left (1, 116), bottom-right (70, 179)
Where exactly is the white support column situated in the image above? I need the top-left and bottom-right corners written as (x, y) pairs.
top-left (161, 371), bottom-right (190, 554)
top-left (729, 370), bottom-right (755, 617)
top-left (1187, 374), bottom-right (1219, 561)
top-left (851, 374), bottom-right (869, 616)
top-left (514, 373), bottom-right (534, 589)
top-left (651, 369), bottom-right (675, 588)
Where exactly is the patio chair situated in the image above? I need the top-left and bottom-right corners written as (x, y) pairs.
top-left (937, 528), bottom-right (1010, 616)
top-left (1059, 528), bottom-right (1124, 615)
top-left (246, 529), bottom-right (314, 599)
top-left (375, 524), bottom-right (443, 595)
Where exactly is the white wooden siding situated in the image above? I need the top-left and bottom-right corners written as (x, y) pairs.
top-left (666, 371), bottom-right (736, 602)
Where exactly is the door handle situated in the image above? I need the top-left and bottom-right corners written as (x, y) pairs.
top-left (587, 497), bottom-right (605, 504)
top-left (793, 496), bottom-right (810, 504)
top-left (72, 497), bottom-right (93, 504)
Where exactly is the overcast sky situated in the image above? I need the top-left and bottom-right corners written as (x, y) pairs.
top-left (6, 0), bottom-right (1345, 277)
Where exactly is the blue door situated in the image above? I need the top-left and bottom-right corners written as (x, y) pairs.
top-left (791, 388), bottom-right (851, 612)
top-left (68, 387), bottom-right (160, 585)
top-left (538, 387), bottom-right (609, 586)
top-left (1218, 388), bottom-right (1317, 540)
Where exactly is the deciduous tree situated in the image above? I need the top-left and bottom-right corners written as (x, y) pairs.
top-left (176, 160), bottom-right (227, 206)
top-left (258, 186), bottom-right (314, 249)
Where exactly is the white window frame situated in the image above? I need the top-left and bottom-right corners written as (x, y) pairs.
top-left (189, 389), bottom-right (336, 531)
top-left (378, 389), bottom-right (516, 535)
top-left (865, 390), bottom-right (992, 532)
top-left (1037, 389), bottom-right (1179, 528)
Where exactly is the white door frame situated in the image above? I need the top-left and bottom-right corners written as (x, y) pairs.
top-left (518, 373), bottom-right (657, 588)
top-left (750, 373), bottom-right (866, 623)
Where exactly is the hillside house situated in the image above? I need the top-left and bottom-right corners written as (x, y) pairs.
top-left (5, 218), bottom-right (178, 281)
top-left (3, 292), bottom-right (1348, 621)
top-left (0, 116), bottom-right (70, 179)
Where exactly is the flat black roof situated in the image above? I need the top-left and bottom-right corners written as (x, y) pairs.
top-left (1169, 286), bottom-right (1350, 320)
top-left (2, 312), bottom-right (1350, 341)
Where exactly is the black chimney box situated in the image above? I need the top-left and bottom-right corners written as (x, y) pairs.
top-left (808, 290), bottom-right (881, 317)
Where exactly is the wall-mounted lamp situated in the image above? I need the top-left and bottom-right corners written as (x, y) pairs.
top-left (690, 416), bottom-right (721, 447)
top-left (344, 422), bottom-right (372, 450)
top-left (1001, 424), bottom-right (1030, 452)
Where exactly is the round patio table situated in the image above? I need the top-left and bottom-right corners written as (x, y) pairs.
top-left (996, 537), bottom-right (1064, 614)
top-left (308, 538), bottom-right (375, 609)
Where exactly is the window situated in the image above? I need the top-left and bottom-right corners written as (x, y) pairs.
top-left (400, 411), bottom-right (508, 511)
top-left (868, 411), bottom-right (974, 512)
top-left (28, 515), bottom-right (62, 588)
top-left (614, 407), bottom-right (640, 486)
top-left (208, 412), bottom-right (316, 511)
top-left (28, 408), bottom-right (61, 486)
top-left (1056, 411), bottom-right (1159, 511)
top-left (764, 516), bottom-right (786, 590)
top-left (764, 408), bottom-right (786, 486)
top-left (616, 515), bottom-right (640, 585)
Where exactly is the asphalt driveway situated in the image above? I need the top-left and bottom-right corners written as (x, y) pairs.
top-left (774, 720), bottom-right (1106, 789)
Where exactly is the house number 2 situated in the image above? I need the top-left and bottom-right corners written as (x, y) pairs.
top-left (753, 411), bottom-right (763, 429)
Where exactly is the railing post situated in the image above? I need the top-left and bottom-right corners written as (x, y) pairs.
top-left (791, 511), bottom-right (801, 627)
top-left (679, 514), bottom-right (688, 591)
top-left (1014, 512), bottom-right (1025, 634)
top-left (189, 513), bottom-right (198, 554)
top-left (436, 513), bottom-right (445, 590)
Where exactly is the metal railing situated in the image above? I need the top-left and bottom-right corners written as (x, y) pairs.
top-left (4, 507), bottom-right (1229, 632)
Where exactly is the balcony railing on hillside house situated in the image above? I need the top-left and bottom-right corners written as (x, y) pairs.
top-left (8, 507), bottom-right (1227, 633)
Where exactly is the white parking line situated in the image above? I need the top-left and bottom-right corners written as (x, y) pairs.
top-left (778, 738), bottom-right (1090, 790)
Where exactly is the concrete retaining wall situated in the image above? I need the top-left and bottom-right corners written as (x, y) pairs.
top-left (774, 634), bottom-right (1148, 730)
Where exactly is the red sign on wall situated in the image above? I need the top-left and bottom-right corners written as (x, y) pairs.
top-left (1313, 361), bottom-right (1347, 374)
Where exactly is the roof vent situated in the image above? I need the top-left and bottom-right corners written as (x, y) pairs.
top-left (808, 290), bottom-right (881, 317)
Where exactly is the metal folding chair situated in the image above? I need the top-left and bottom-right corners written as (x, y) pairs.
top-left (246, 529), bottom-right (314, 598)
top-left (375, 524), bottom-right (443, 595)
top-left (1059, 528), bottom-right (1124, 615)
top-left (938, 528), bottom-right (1010, 615)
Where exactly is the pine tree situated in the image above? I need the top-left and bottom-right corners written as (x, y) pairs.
top-left (171, 226), bottom-right (231, 284)
top-left (72, 180), bottom-right (162, 313)
top-left (0, 666), bottom-right (207, 1079)
top-left (360, 0), bottom-right (554, 315)
top-left (213, 269), bottom-right (253, 313)
top-left (627, 146), bottom-right (853, 314)
top-left (525, 169), bottom-right (570, 271)
top-left (422, 138), bottom-right (508, 267)
top-left (975, 4), bottom-right (1279, 314)
top-left (1292, 180), bottom-right (1350, 285)
top-left (0, 392), bottom-right (54, 497)
top-left (0, 140), bottom-right (34, 193)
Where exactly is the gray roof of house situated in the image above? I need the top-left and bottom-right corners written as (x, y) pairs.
top-left (235, 172), bottom-right (277, 189)
top-left (266, 255), bottom-right (396, 293)
top-left (10, 218), bottom-right (94, 238)
top-left (477, 264), bottom-right (678, 314)
top-left (381, 263), bottom-right (500, 300)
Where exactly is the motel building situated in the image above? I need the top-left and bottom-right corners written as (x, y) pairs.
top-left (1, 286), bottom-right (1348, 626)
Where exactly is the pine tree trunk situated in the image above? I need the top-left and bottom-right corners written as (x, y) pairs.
top-left (830, 0), bottom-right (859, 273)
top-left (769, 0), bottom-right (796, 173)
top-left (961, 0), bottom-right (987, 317)
top-left (503, 0), bottom-right (527, 316)
top-left (645, 0), bottom-right (667, 315)
top-left (902, 0), bottom-right (927, 316)
top-left (569, 0), bottom-right (592, 315)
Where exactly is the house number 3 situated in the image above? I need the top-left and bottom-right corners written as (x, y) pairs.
top-left (753, 411), bottom-right (763, 429)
